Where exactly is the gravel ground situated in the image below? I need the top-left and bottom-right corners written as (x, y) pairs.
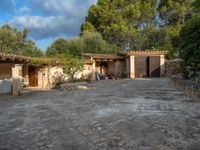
top-left (0, 78), bottom-right (200, 150)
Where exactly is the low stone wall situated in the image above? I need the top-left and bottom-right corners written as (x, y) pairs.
top-left (165, 59), bottom-right (182, 77)
top-left (171, 76), bottom-right (200, 100)
top-left (0, 79), bottom-right (12, 94)
top-left (12, 78), bottom-right (23, 96)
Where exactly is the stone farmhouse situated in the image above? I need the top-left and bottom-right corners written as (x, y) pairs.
top-left (0, 51), bottom-right (167, 95)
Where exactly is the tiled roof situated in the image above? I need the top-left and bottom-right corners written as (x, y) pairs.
top-left (0, 52), bottom-right (31, 63)
top-left (83, 53), bottom-right (125, 60)
top-left (0, 52), bottom-right (93, 65)
top-left (125, 50), bottom-right (168, 56)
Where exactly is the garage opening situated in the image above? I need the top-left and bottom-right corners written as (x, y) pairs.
top-left (149, 56), bottom-right (160, 77)
top-left (135, 57), bottom-right (148, 78)
top-left (28, 66), bottom-right (38, 87)
top-left (135, 56), bottom-right (160, 78)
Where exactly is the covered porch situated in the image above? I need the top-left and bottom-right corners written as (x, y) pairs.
top-left (0, 53), bottom-right (62, 95)
top-left (0, 53), bottom-right (30, 95)
top-left (83, 53), bottom-right (126, 79)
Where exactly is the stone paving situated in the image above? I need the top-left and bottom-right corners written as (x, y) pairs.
top-left (0, 78), bottom-right (200, 150)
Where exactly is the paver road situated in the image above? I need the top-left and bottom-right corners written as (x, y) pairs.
top-left (0, 78), bottom-right (200, 150)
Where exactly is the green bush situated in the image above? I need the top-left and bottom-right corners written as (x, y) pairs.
top-left (46, 32), bottom-right (120, 57)
top-left (179, 14), bottom-right (200, 78)
top-left (57, 54), bottom-right (84, 81)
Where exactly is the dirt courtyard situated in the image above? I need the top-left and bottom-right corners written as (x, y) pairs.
top-left (0, 78), bottom-right (200, 150)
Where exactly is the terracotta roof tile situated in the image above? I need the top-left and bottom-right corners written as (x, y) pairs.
top-left (126, 50), bottom-right (168, 56)
top-left (83, 53), bottom-right (125, 60)
top-left (0, 52), bottom-right (31, 63)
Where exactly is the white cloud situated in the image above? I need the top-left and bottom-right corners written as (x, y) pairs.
top-left (19, 6), bottom-right (31, 14)
top-left (11, 0), bottom-right (97, 40)
top-left (8, 0), bottom-right (97, 48)
top-left (32, 0), bottom-right (89, 17)
top-left (88, 0), bottom-right (97, 5)
top-left (12, 15), bottom-right (82, 39)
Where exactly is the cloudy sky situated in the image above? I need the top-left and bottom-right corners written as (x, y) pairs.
top-left (0, 0), bottom-right (97, 50)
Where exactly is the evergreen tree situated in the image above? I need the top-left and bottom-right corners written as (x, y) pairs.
top-left (82, 0), bottom-right (195, 53)
top-left (0, 24), bottom-right (43, 57)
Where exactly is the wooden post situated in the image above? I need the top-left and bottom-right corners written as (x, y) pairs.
top-left (160, 55), bottom-right (165, 77)
top-left (130, 56), bottom-right (135, 79)
top-left (91, 58), bottom-right (96, 80)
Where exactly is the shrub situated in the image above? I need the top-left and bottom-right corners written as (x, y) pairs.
top-left (58, 55), bottom-right (84, 81)
top-left (179, 14), bottom-right (200, 79)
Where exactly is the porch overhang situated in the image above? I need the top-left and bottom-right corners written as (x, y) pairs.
top-left (123, 50), bottom-right (168, 57)
top-left (83, 53), bottom-right (126, 62)
top-left (0, 52), bottom-right (31, 64)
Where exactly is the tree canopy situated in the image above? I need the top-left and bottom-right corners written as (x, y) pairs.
top-left (0, 24), bottom-right (43, 57)
top-left (46, 32), bottom-right (119, 57)
top-left (179, 0), bottom-right (200, 78)
top-left (82, 0), bottom-right (195, 54)
top-left (192, 0), bottom-right (200, 13)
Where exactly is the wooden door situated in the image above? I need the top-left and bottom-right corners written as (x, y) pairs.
top-left (28, 66), bottom-right (38, 87)
top-left (135, 57), bottom-right (148, 78)
top-left (149, 56), bottom-right (160, 77)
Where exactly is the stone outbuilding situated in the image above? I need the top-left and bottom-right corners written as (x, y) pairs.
top-left (123, 51), bottom-right (168, 78)
top-left (0, 53), bottom-right (30, 95)
top-left (83, 53), bottom-right (126, 78)
top-left (0, 53), bottom-right (65, 95)
top-left (83, 51), bottom-right (168, 79)
top-left (0, 52), bottom-right (96, 95)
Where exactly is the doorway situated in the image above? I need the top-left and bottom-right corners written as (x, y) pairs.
top-left (28, 66), bottom-right (38, 87)
top-left (135, 57), bottom-right (148, 78)
top-left (100, 62), bottom-right (108, 75)
top-left (135, 56), bottom-right (160, 78)
top-left (149, 56), bottom-right (160, 77)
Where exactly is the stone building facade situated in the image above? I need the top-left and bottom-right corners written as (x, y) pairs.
top-left (83, 51), bottom-right (168, 79)
top-left (83, 53), bottom-right (126, 79)
top-left (124, 51), bottom-right (167, 78)
top-left (0, 53), bottom-right (66, 94)
top-left (0, 51), bottom-right (168, 95)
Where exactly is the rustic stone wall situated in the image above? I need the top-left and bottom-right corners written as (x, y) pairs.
top-left (12, 78), bottom-right (22, 96)
top-left (22, 64), bottom-right (29, 87)
top-left (171, 76), bottom-right (200, 100)
top-left (165, 59), bottom-right (182, 77)
top-left (38, 66), bottom-right (49, 89)
top-left (0, 79), bottom-right (12, 94)
top-left (108, 60), bottom-right (126, 78)
top-left (0, 64), bottom-right (12, 79)
top-left (12, 64), bottom-right (23, 96)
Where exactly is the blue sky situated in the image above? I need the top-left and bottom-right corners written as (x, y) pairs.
top-left (0, 0), bottom-right (97, 50)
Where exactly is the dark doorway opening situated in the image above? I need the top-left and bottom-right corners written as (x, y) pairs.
top-left (149, 56), bottom-right (160, 77)
top-left (28, 66), bottom-right (38, 87)
top-left (100, 62), bottom-right (108, 75)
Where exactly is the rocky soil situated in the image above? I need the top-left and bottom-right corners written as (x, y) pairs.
top-left (0, 78), bottom-right (200, 150)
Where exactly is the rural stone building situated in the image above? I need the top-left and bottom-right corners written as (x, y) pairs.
top-left (83, 53), bottom-right (126, 78)
top-left (0, 53), bottom-right (66, 94)
top-left (83, 51), bottom-right (168, 79)
top-left (124, 51), bottom-right (167, 78)
top-left (0, 50), bottom-right (168, 95)
top-left (0, 53), bottom-right (29, 95)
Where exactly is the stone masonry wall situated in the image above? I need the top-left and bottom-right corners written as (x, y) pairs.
top-left (171, 76), bottom-right (200, 100)
top-left (165, 59), bottom-right (182, 77)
